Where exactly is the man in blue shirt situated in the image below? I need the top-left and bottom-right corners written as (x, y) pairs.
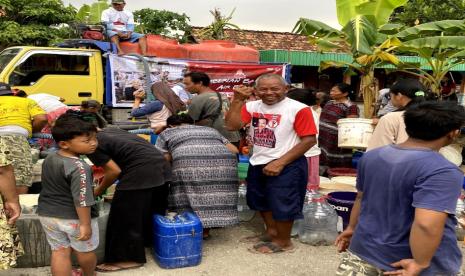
top-left (335, 101), bottom-right (465, 276)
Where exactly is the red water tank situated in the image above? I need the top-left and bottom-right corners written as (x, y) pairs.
top-left (185, 40), bottom-right (259, 62)
top-left (120, 34), bottom-right (188, 59)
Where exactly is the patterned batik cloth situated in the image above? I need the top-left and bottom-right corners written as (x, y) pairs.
top-left (0, 196), bottom-right (24, 270)
top-left (336, 251), bottom-right (384, 276)
top-left (156, 125), bottom-right (239, 228)
top-left (0, 135), bottom-right (32, 187)
top-left (318, 101), bottom-right (359, 168)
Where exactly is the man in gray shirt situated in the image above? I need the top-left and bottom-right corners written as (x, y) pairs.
top-left (184, 72), bottom-right (241, 146)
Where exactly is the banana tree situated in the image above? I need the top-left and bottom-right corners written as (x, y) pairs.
top-left (197, 8), bottom-right (240, 40)
top-left (293, 0), bottom-right (407, 118)
top-left (76, 0), bottom-right (109, 24)
top-left (384, 20), bottom-right (465, 95)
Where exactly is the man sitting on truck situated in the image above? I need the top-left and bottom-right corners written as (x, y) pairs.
top-left (101, 0), bottom-right (147, 56)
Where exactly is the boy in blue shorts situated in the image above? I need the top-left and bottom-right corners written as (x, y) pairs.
top-left (38, 113), bottom-right (99, 276)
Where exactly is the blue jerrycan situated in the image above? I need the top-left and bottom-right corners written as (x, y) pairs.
top-left (153, 212), bottom-right (203, 269)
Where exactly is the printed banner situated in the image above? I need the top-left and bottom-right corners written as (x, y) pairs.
top-left (108, 54), bottom-right (286, 107)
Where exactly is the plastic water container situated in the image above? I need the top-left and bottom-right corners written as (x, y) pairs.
top-left (153, 212), bottom-right (203, 269)
top-left (238, 182), bottom-right (255, 221)
top-left (298, 195), bottom-right (338, 246)
top-left (337, 118), bottom-right (374, 149)
top-left (291, 188), bottom-right (320, 237)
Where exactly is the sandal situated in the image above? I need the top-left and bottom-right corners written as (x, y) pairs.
top-left (239, 234), bottom-right (272, 243)
top-left (248, 241), bottom-right (295, 254)
top-left (95, 263), bottom-right (143, 273)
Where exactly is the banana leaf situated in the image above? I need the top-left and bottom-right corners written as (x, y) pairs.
top-left (378, 23), bottom-right (405, 35)
top-left (315, 37), bottom-right (347, 52)
top-left (375, 32), bottom-right (389, 45)
top-left (319, 60), bottom-right (363, 74)
top-left (342, 15), bottom-right (378, 55)
top-left (336, 0), bottom-right (365, 27)
top-left (395, 20), bottom-right (465, 40)
top-left (76, 4), bottom-right (91, 22)
top-left (293, 18), bottom-right (342, 39)
top-left (378, 37), bottom-right (402, 49)
top-left (88, 1), bottom-right (109, 24)
top-left (400, 36), bottom-right (465, 52)
top-left (355, 0), bottom-right (408, 26)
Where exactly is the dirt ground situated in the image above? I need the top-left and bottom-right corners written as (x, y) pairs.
top-left (3, 215), bottom-right (465, 276)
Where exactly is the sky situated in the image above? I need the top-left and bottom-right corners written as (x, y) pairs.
top-left (62, 0), bottom-right (341, 32)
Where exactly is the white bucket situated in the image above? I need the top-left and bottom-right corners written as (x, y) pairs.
top-left (337, 118), bottom-right (374, 149)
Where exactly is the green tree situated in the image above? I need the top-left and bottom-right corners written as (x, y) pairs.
top-left (0, 0), bottom-right (76, 48)
top-left (133, 9), bottom-right (191, 41)
top-left (391, 0), bottom-right (465, 26)
top-left (198, 8), bottom-right (240, 40)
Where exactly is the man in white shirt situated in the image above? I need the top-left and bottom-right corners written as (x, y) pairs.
top-left (101, 0), bottom-right (147, 56)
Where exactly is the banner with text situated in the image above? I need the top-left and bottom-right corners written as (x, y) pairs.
top-left (108, 55), bottom-right (286, 107)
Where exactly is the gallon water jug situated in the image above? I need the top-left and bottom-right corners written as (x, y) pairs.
top-left (153, 212), bottom-right (203, 269)
top-left (298, 196), bottom-right (338, 246)
top-left (238, 182), bottom-right (255, 221)
top-left (291, 188), bottom-right (321, 237)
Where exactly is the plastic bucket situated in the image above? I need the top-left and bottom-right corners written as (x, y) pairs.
top-left (337, 118), bottom-right (374, 149)
top-left (327, 192), bottom-right (357, 231)
top-left (327, 167), bottom-right (357, 178)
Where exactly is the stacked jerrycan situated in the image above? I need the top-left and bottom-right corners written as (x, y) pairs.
top-left (297, 185), bottom-right (339, 246)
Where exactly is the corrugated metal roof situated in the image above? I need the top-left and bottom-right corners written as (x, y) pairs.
top-left (260, 50), bottom-right (465, 71)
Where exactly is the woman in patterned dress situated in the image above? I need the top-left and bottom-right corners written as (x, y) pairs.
top-left (319, 83), bottom-right (359, 169)
top-left (155, 114), bottom-right (239, 239)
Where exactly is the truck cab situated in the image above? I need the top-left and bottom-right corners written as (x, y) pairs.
top-left (0, 46), bottom-right (105, 105)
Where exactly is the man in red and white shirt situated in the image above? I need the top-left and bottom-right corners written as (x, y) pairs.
top-left (226, 74), bottom-right (317, 254)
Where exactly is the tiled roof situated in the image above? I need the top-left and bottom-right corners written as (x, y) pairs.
top-left (191, 27), bottom-right (318, 51)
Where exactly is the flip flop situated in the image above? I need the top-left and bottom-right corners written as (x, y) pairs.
top-left (95, 263), bottom-right (143, 273)
top-left (239, 234), bottom-right (272, 243)
top-left (248, 242), bottom-right (295, 254)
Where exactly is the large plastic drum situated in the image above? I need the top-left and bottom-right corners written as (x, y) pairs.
top-left (337, 118), bottom-right (374, 149)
